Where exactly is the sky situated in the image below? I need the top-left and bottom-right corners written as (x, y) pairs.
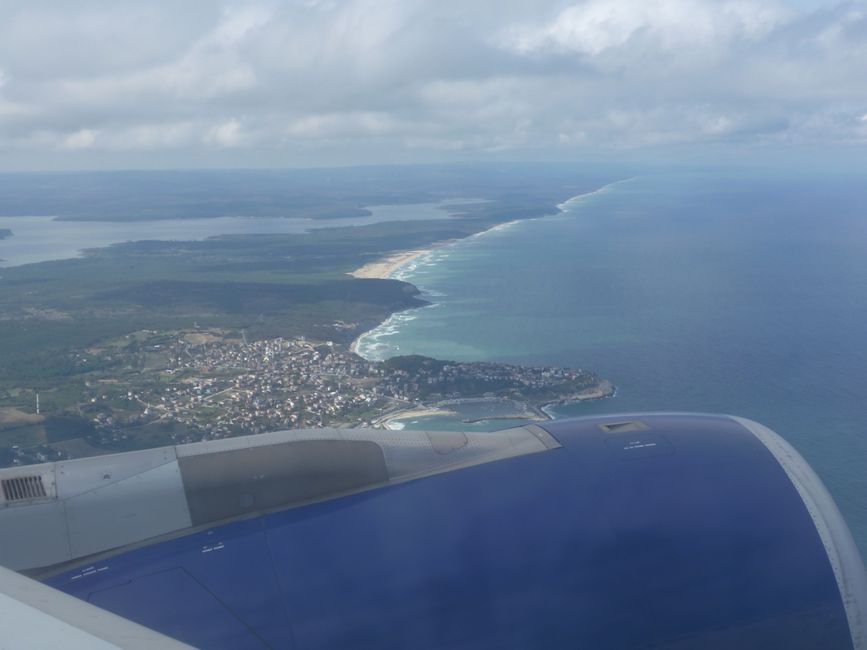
top-left (0, 0), bottom-right (865, 170)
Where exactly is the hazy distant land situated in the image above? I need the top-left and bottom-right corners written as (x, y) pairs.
top-left (0, 165), bottom-right (602, 222)
top-left (0, 228), bottom-right (12, 240)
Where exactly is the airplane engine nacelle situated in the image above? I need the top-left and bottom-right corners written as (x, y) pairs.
top-left (1, 413), bottom-right (865, 649)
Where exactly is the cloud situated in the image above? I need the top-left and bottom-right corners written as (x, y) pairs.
top-left (0, 0), bottom-right (865, 168)
top-left (206, 118), bottom-right (246, 147)
top-left (499, 0), bottom-right (787, 56)
top-left (61, 128), bottom-right (97, 150)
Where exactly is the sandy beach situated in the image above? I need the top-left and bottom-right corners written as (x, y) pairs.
top-left (348, 220), bottom-right (521, 281)
top-left (349, 248), bottom-right (439, 279)
top-left (348, 219), bottom-right (524, 358)
top-left (375, 406), bottom-right (458, 428)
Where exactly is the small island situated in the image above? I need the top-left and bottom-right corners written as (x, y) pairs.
top-left (0, 228), bottom-right (12, 240)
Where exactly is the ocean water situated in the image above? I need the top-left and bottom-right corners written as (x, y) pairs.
top-left (356, 170), bottom-right (867, 554)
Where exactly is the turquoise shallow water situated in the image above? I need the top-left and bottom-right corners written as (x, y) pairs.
top-left (356, 170), bottom-right (867, 554)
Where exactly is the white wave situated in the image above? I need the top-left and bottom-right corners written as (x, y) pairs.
top-left (485, 220), bottom-right (521, 234)
top-left (556, 177), bottom-right (636, 211)
top-left (356, 182), bottom-right (636, 361)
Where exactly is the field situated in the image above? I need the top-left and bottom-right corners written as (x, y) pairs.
top-left (0, 407), bottom-right (44, 431)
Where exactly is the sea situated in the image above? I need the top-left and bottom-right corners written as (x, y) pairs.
top-left (354, 169), bottom-right (867, 554)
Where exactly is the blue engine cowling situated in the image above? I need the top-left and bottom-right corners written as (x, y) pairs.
top-left (39, 413), bottom-right (867, 649)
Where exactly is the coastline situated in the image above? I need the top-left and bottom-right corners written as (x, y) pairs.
top-left (374, 407), bottom-right (458, 429)
top-left (345, 184), bottom-right (623, 429)
top-left (347, 179), bottom-right (628, 364)
top-left (347, 220), bottom-right (520, 357)
top-left (348, 176), bottom-right (631, 285)
top-left (348, 220), bottom-right (522, 282)
top-left (348, 245), bottom-right (451, 280)
top-left (555, 176), bottom-right (635, 211)
top-left (379, 381), bottom-right (617, 429)
top-left (539, 381), bottom-right (617, 417)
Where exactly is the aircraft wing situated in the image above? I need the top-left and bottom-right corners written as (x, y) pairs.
top-left (1, 414), bottom-right (865, 649)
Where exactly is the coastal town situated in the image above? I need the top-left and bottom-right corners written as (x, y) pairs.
top-left (0, 328), bottom-right (613, 465)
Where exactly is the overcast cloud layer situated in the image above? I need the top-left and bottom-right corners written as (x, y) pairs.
top-left (0, 0), bottom-right (865, 169)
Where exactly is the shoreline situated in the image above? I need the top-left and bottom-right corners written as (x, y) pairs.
top-left (347, 220), bottom-right (521, 357)
top-left (348, 219), bottom-right (522, 282)
top-left (348, 244), bottom-right (451, 280)
top-left (348, 177), bottom-right (630, 285)
top-left (555, 176), bottom-right (635, 211)
top-left (348, 179), bottom-right (628, 360)
top-left (378, 383), bottom-right (617, 429)
top-left (374, 407), bottom-right (458, 429)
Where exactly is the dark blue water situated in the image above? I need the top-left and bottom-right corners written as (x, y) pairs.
top-left (357, 171), bottom-right (867, 553)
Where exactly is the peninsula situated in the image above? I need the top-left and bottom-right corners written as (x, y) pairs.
top-left (0, 330), bottom-right (613, 465)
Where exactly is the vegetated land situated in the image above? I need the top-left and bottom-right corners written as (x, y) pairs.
top-left (0, 165), bottom-right (622, 465)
